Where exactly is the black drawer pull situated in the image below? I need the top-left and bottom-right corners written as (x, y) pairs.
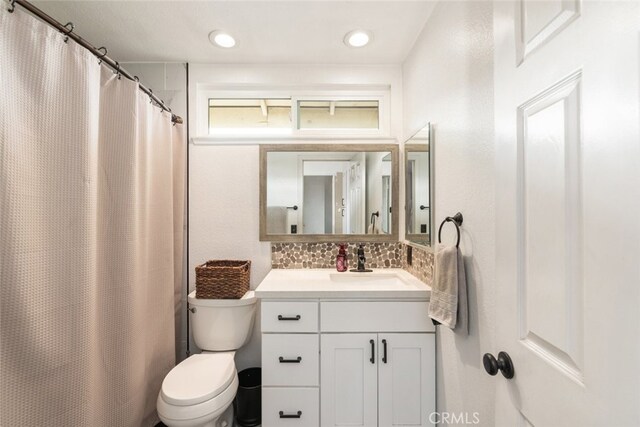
top-left (279, 356), bottom-right (302, 363)
top-left (370, 339), bottom-right (375, 364)
top-left (278, 315), bottom-right (301, 321)
top-left (382, 339), bottom-right (388, 364)
top-left (279, 410), bottom-right (302, 419)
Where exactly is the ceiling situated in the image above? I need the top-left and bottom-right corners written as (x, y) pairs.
top-left (32, 1), bottom-right (437, 64)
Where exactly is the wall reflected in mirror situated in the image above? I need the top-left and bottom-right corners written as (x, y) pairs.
top-left (263, 147), bottom-right (397, 239)
top-left (405, 123), bottom-right (432, 247)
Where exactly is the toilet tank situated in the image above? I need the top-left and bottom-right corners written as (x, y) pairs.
top-left (188, 290), bottom-right (257, 351)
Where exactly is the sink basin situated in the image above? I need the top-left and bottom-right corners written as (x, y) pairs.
top-left (329, 273), bottom-right (410, 287)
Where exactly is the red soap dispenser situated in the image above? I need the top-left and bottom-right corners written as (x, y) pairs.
top-left (336, 244), bottom-right (348, 272)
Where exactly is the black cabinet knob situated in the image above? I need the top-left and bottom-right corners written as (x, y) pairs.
top-left (483, 351), bottom-right (514, 379)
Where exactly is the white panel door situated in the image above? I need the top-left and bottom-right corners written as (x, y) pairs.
top-left (494, 1), bottom-right (640, 426)
top-left (378, 334), bottom-right (435, 427)
top-left (321, 334), bottom-right (378, 427)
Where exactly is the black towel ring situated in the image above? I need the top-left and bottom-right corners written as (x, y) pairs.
top-left (438, 212), bottom-right (464, 248)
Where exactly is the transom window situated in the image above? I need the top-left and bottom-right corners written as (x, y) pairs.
top-left (208, 99), bottom-right (291, 135)
top-left (205, 93), bottom-right (387, 136)
top-left (297, 100), bottom-right (379, 130)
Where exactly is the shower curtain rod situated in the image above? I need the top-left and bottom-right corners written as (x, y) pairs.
top-left (7, 0), bottom-right (184, 125)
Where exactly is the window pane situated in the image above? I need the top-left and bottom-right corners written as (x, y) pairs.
top-left (297, 100), bottom-right (379, 130)
top-left (208, 99), bottom-right (291, 134)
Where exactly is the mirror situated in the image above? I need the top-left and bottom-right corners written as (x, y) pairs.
top-left (260, 144), bottom-right (399, 242)
top-left (405, 123), bottom-right (432, 248)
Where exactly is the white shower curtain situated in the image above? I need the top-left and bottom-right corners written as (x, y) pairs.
top-left (0, 6), bottom-right (185, 427)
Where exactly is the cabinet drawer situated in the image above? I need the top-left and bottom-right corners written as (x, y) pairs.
top-left (320, 301), bottom-right (435, 332)
top-left (262, 387), bottom-right (319, 427)
top-left (262, 334), bottom-right (319, 386)
top-left (262, 301), bottom-right (318, 332)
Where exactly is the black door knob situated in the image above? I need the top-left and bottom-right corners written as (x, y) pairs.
top-left (483, 351), bottom-right (514, 379)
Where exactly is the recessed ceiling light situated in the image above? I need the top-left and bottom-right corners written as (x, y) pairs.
top-left (209, 30), bottom-right (236, 48)
top-left (344, 30), bottom-right (372, 48)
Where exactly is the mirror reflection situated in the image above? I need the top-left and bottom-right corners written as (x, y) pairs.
top-left (405, 123), bottom-right (432, 247)
top-left (265, 150), bottom-right (393, 236)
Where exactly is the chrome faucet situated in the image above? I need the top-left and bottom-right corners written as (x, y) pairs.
top-left (351, 244), bottom-right (372, 272)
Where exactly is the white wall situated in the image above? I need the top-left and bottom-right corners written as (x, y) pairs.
top-left (402, 1), bottom-right (496, 425)
top-left (188, 64), bottom-right (403, 370)
top-left (266, 152), bottom-right (299, 207)
top-left (190, 145), bottom-right (270, 370)
top-left (124, 63), bottom-right (187, 120)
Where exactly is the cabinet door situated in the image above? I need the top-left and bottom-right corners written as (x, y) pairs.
top-left (378, 334), bottom-right (435, 427)
top-left (321, 334), bottom-right (378, 427)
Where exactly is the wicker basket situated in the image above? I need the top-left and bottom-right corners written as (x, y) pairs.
top-left (195, 260), bottom-right (251, 299)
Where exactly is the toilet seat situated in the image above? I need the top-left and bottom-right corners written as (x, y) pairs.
top-left (161, 353), bottom-right (236, 406)
top-left (157, 353), bottom-right (238, 426)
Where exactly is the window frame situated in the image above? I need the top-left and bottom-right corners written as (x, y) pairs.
top-left (196, 87), bottom-right (391, 138)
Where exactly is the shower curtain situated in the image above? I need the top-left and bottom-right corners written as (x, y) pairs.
top-left (0, 6), bottom-right (185, 427)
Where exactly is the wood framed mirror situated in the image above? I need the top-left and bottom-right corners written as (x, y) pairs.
top-left (260, 144), bottom-right (399, 242)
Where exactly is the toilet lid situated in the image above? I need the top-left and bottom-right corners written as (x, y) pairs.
top-left (161, 353), bottom-right (236, 406)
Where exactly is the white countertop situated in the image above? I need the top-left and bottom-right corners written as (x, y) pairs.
top-left (255, 268), bottom-right (431, 299)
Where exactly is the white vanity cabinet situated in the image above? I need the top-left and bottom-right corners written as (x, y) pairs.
top-left (260, 298), bottom-right (435, 427)
top-left (256, 269), bottom-right (434, 427)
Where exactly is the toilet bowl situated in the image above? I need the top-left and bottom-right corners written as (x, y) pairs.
top-left (158, 291), bottom-right (257, 427)
top-left (158, 353), bottom-right (238, 427)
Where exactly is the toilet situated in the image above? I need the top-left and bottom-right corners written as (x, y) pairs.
top-left (157, 290), bottom-right (257, 427)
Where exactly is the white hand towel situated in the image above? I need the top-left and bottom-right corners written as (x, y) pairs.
top-left (266, 206), bottom-right (288, 234)
top-left (367, 222), bottom-right (380, 234)
top-left (428, 243), bottom-right (468, 334)
top-left (367, 215), bottom-right (380, 234)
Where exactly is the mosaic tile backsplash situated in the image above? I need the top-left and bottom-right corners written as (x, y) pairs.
top-left (402, 244), bottom-right (434, 284)
top-left (271, 242), bottom-right (434, 285)
top-left (271, 242), bottom-right (403, 269)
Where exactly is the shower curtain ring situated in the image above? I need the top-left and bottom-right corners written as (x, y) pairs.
top-left (148, 89), bottom-right (154, 104)
top-left (96, 47), bottom-right (107, 65)
top-left (114, 61), bottom-right (121, 79)
top-left (61, 22), bottom-right (74, 43)
top-left (133, 76), bottom-right (140, 82)
top-left (8, 0), bottom-right (15, 13)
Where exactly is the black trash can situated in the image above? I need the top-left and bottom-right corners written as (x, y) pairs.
top-left (234, 367), bottom-right (261, 427)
